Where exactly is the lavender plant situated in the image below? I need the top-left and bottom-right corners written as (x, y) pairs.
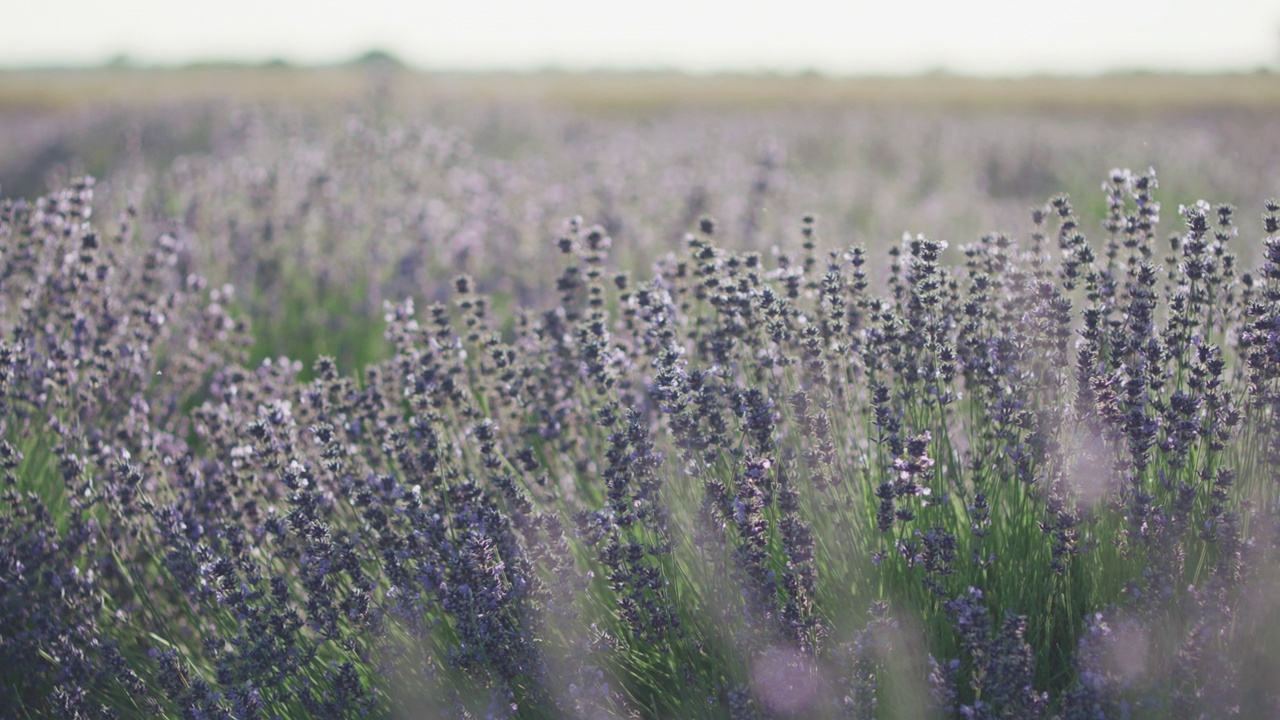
top-left (2, 101), bottom-right (1279, 719)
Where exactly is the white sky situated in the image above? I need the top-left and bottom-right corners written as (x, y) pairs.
top-left (2, 0), bottom-right (1278, 75)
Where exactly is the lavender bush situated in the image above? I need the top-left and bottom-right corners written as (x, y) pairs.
top-left (2, 99), bottom-right (1280, 718)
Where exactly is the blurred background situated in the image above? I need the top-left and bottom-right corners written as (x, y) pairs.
top-left (2, 0), bottom-right (1280, 374)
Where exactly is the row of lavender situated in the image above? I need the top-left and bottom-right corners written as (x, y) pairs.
top-left (3, 136), bottom-right (1280, 715)
top-left (13, 102), bottom-right (1280, 365)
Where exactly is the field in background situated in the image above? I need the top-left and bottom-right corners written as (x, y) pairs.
top-left (5, 68), bottom-right (1280, 222)
top-left (3, 67), bottom-right (1280, 114)
top-left (3, 67), bottom-right (1279, 368)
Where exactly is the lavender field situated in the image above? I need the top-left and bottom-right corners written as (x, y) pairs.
top-left (3, 71), bottom-right (1280, 718)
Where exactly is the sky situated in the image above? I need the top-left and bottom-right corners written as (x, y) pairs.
top-left (2, 0), bottom-right (1278, 76)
